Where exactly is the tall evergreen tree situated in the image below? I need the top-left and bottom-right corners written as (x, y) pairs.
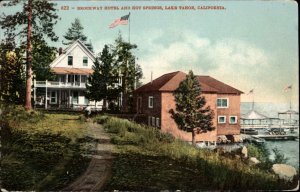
top-left (63, 18), bottom-right (93, 52)
top-left (113, 34), bottom-right (143, 112)
top-left (32, 38), bottom-right (56, 81)
top-left (0, 40), bottom-right (26, 104)
top-left (85, 45), bottom-right (118, 111)
top-left (170, 70), bottom-right (215, 145)
top-left (0, 0), bottom-right (59, 110)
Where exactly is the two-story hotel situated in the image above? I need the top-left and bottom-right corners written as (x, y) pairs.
top-left (34, 40), bottom-right (102, 109)
top-left (134, 71), bottom-right (243, 144)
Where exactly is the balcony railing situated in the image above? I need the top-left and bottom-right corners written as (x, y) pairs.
top-left (35, 81), bottom-right (86, 88)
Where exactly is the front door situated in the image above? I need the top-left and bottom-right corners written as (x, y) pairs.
top-left (60, 90), bottom-right (69, 108)
top-left (73, 91), bottom-right (79, 105)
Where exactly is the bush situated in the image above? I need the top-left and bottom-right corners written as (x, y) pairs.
top-left (93, 115), bottom-right (111, 124)
top-left (272, 148), bottom-right (289, 164)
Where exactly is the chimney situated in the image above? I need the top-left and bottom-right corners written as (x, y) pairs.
top-left (58, 47), bottom-right (63, 55)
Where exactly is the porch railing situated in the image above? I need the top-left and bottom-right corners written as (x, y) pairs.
top-left (35, 81), bottom-right (86, 88)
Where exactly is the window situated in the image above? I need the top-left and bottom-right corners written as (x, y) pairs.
top-left (229, 116), bottom-right (237, 124)
top-left (218, 116), bottom-right (226, 124)
top-left (217, 98), bottom-right (229, 108)
top-left (152, 117), bottom-right (155, 126)
top-left (68, 56), bottom-right (73, 65)
top-left (50, 91), bottom-right (57, 104)
top-left (156, 118), bottom-right (160, 127)
top-left (83, 56), bottom-right (88, 66)
top-left (81, 75), bottom-right (87, 83)
top-left (148, 96), bottom-right (154, 108)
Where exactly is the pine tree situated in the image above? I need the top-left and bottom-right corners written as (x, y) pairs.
top-left (85, 45), bottom-right (119, 111)
top-left (32, 38), bottom-right (56, 81)
top-left (0, 40), bottom-right (26, 104)
top-left (85, 58), bottom-right (103, 108)
top-left (63, 18), bottom-right (93, 52)
top-left (170, 70), bottom-right (215, 145)
top-left (113, 34), bottom-right (143, 112)
top-left (0, 0), bottom-right (59, 110)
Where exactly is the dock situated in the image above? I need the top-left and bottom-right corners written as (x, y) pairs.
top-left (254, 135), bottom-right (298, 141)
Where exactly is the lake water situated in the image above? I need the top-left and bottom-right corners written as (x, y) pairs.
top-left (264, 139), bottom-right (299, 169)
top-left (241, 102), bottom-right (299, 169)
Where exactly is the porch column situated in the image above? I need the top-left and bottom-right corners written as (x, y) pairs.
top-left (69, 89), bottom-right (71, 108)
top-left (79, 75), bottom-right (81, 87)
top-left (33, 79), bottom-right (36, 109)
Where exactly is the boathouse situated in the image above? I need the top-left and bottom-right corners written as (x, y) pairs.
top-left (133, 71), bottom-right (243, 143)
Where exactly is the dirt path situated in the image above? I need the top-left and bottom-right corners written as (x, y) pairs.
top-left (63, 122), bottom-right (114, 191)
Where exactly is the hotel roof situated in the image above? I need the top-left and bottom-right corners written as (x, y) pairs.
top-left (135, 71), bottom-right (243, 94)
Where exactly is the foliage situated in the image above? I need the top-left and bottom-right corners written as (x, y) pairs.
top-left (170, 70), bottom-right (215, 144)
top-left (0, 0), bottom-right (59, 110)
top-left (0, 0), bottom-right (59, 42)
top-left (247, 143), bottom-right (288, 170)
top-left (63, 18), bottom-right (93, 52)
top-left (0, 41), bottom-right (26, 104)
top-left (272, 148), bottom-right (289, 164)
top-left (85, 45), bottom-right (119, 111)
top-left (113, 34), bottom-right (143, 112)
top-left (247, 143), bottom-right (270, 163)
top-left (101, 117), bottom-right (297, 190)
top-left (32, 38), bottom-right (56, 81)
top-left (0, 107), bottom-right (90, 190)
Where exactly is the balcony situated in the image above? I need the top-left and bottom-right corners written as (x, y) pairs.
top-left (35, 81), bottom-right (86, 89)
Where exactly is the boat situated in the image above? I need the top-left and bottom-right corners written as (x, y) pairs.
top-left (265, 128), bottom-right (286, 135)
top-left (240, 128), bottom-right (258, 135)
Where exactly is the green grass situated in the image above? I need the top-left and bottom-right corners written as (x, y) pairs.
top-left (99, 116), bottom-right (298, 191)
top-left (0, 106), bottom-right (91, 191)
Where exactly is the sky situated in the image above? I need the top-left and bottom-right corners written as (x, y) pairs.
top-left (0, 0), bottom-right (298, 107)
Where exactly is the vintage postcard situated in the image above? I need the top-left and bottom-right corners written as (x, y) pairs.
top-left (0, 0), bottom-right (298, 191)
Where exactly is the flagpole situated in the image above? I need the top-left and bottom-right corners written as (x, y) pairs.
top-left (289, 86), bottom-right (292, 110)
top-left (252, 92), bottom-right (254, 111)
top-left (128, 12), bottom-right (131, 43)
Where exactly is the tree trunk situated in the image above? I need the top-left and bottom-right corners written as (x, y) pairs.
top-left (103, 98), bottom-right (107, 112)
top-left (192, 128), bottom-right (196, 146)
top-left (25, 0), bottom-right (33, 111)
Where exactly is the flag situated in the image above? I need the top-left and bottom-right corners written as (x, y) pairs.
top-left (109, 13), bottom-right (130, 28)
top-left (283, 85), bottom-right (292, 92)
top-left (247, 89), bottom-right (254, 95)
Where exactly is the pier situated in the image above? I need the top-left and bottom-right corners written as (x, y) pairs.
top-left (254, 135), bottom-right (298, 141)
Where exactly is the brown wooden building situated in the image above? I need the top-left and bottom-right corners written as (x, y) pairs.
top-left (134, 71), bottom-right (243, 143)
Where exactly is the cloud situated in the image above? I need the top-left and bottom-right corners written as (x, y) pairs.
top-left (138, 30), bottom-right (270, 85)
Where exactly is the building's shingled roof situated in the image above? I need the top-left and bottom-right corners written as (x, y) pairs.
top-left (135, 71), bottom-right (243, 94)
top-left (52, 67), bottom-right (93, 75)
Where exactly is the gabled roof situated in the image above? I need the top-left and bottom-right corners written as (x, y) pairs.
top-left (50, 39), bottom-right (95, 68)
top-left (278, 110), bottom-right (299, 115)
top-left (241, 110), bottom-right (270, 120)
top-left (135, 71), bottom-right (243, 94)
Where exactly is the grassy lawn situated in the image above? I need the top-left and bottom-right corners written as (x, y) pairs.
top-left (97, 116), bottom-right (298, 191)
top-left (0, 106), bottom-right (91, 191)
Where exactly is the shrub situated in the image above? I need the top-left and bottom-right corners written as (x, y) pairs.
top-left (272, 148), bottom-right (289, 164)
top-left (93, 115), bottom-right (111, 124)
